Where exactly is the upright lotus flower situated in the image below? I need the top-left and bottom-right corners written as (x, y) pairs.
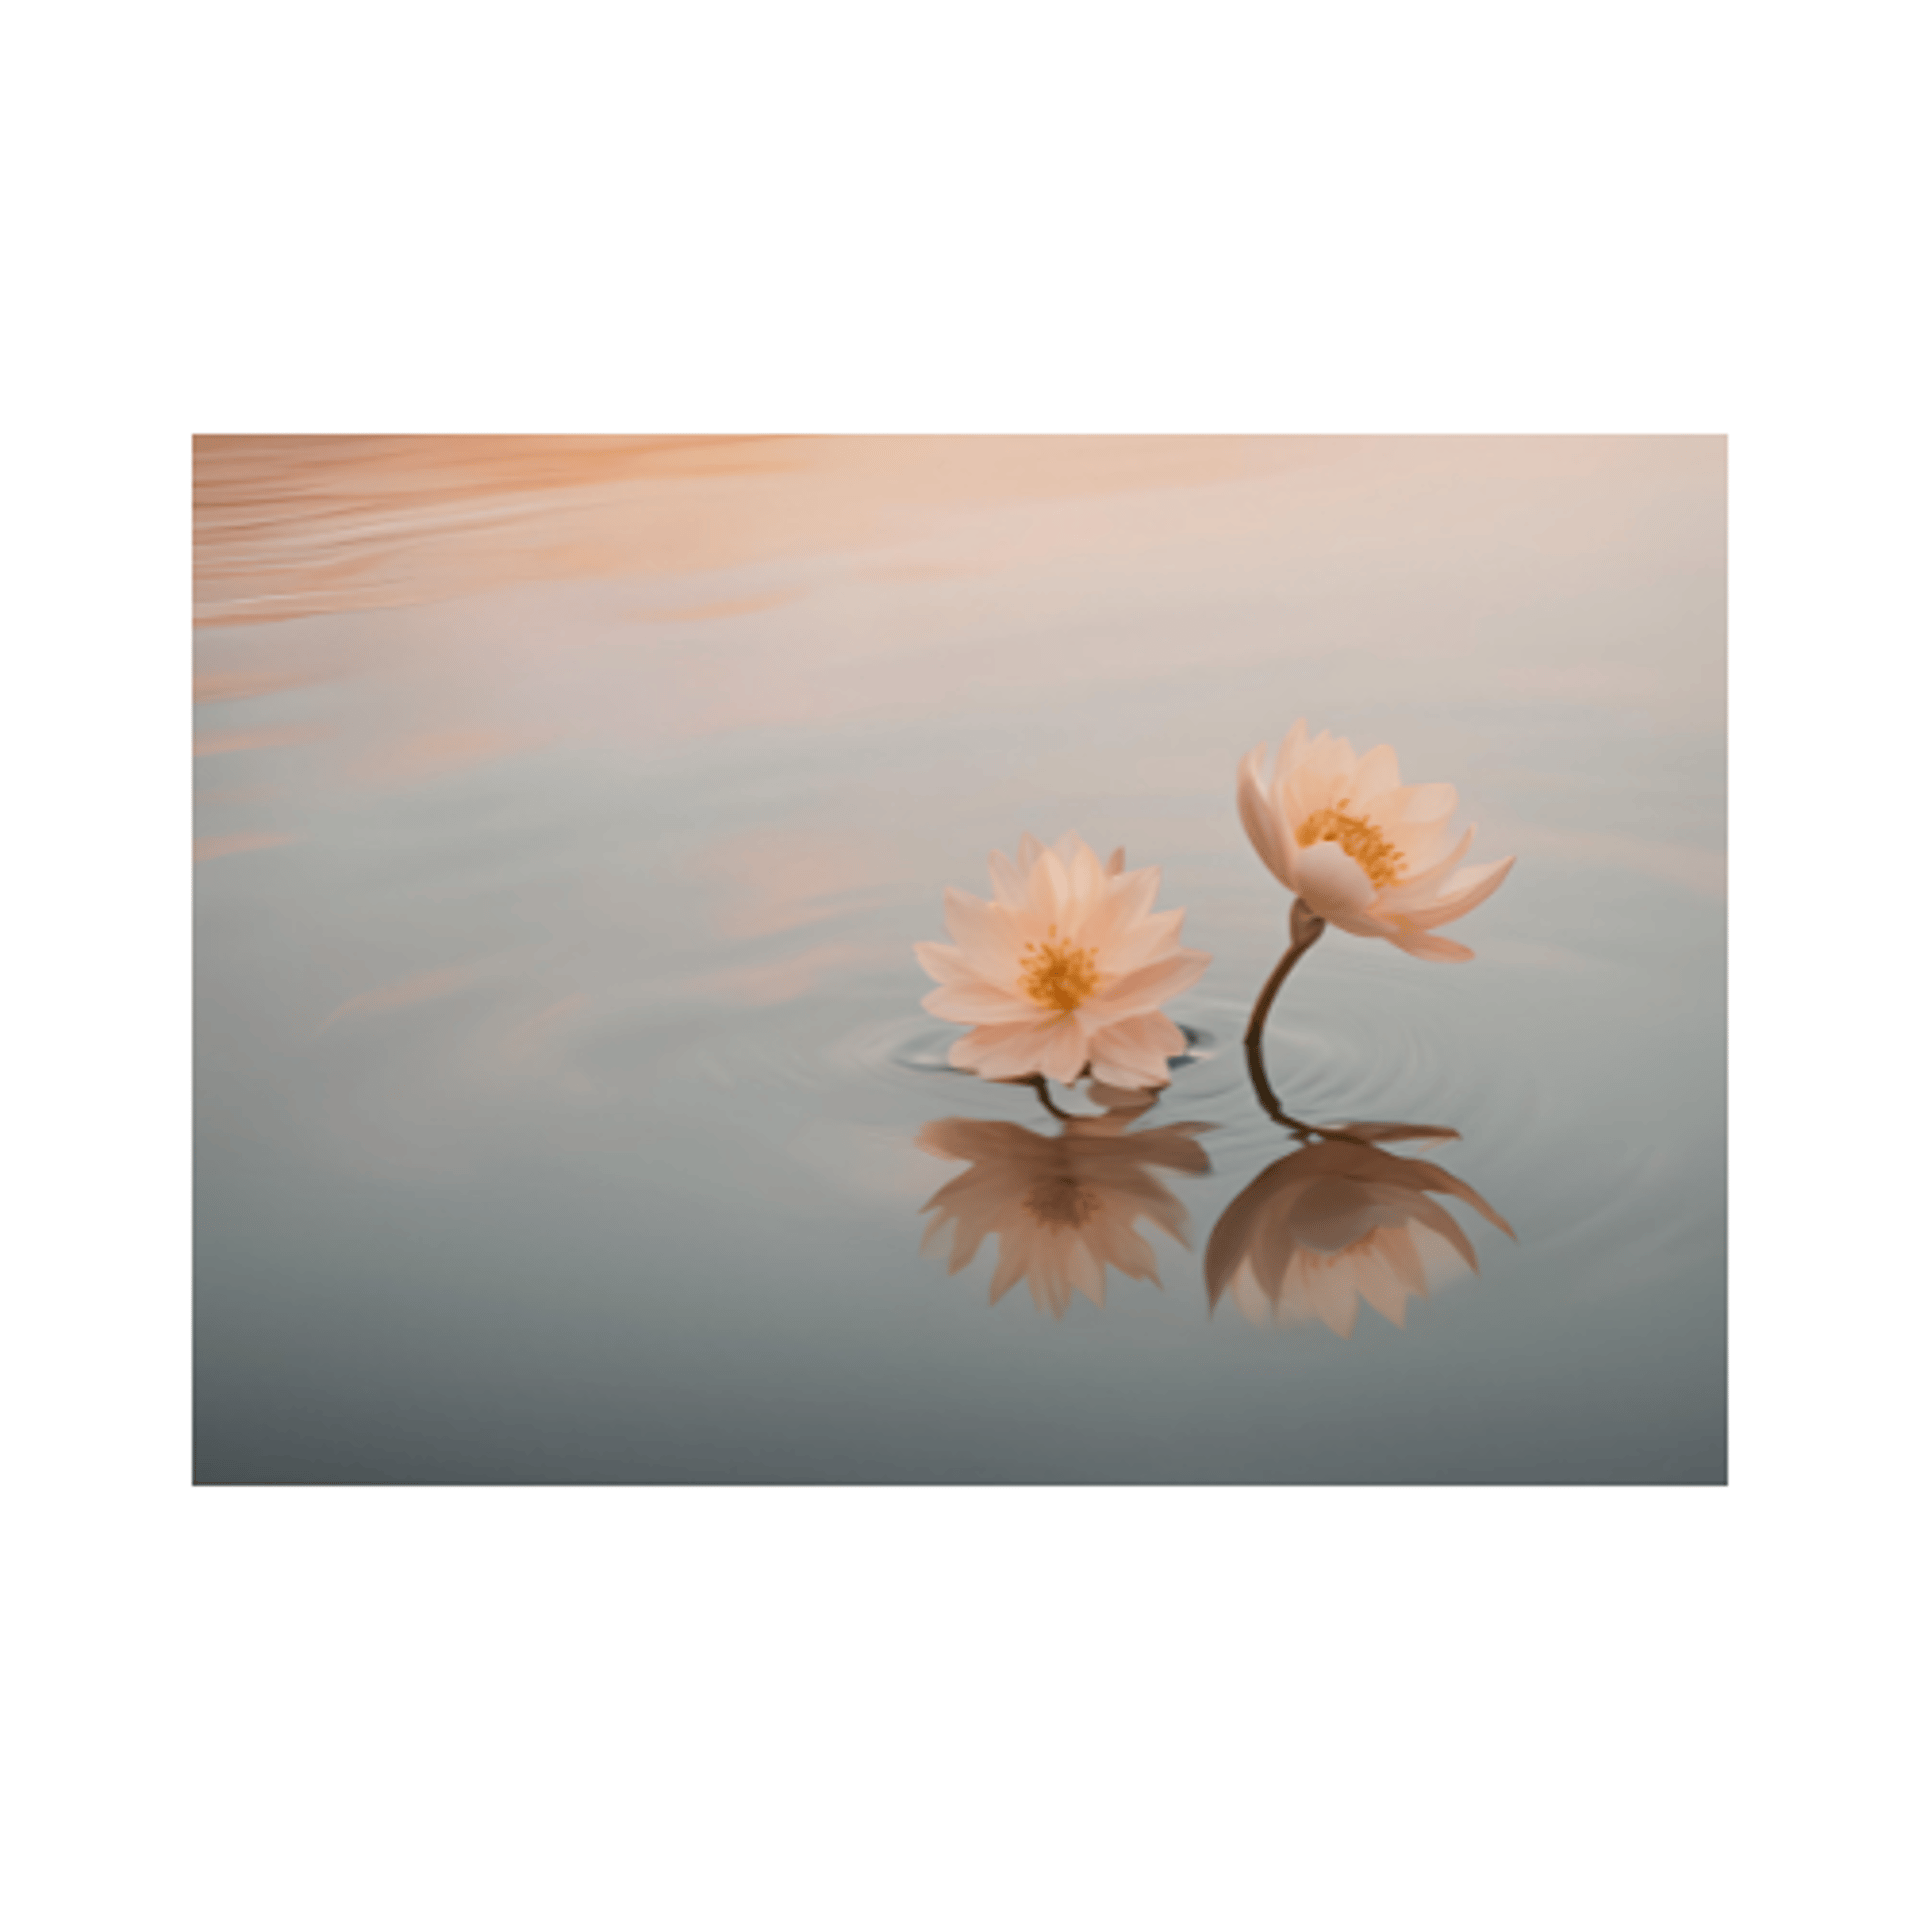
top-left (915, 831), bottom-right (1211, 1091)
top-left (1236, 722), bottom-right (1517, 1056)
top-left (1205, 1131), bottom-right (1516, 1337)
top-left (1238, 721), bottom-right (1514, 962)
top-left (917, 1103), bottom-right (1212, 1318)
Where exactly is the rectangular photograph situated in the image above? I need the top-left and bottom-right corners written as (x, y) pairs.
top-left (193, 435), bottom-right (1727, 1483)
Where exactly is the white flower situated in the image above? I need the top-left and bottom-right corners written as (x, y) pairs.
top-left (1238, 722), bottom-right (1515, 961)
top-left (915, 832), bottom-right (1211, 1090)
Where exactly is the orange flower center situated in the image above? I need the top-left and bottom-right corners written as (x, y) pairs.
top-left (1295, 806), bottom-right (1406, 888)
top-left (1020, 929), bottom-right (1101, 1013)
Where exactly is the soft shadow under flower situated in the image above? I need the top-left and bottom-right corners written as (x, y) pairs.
top-left (1205, 1129), bottom-right (1515, 1337)
top-left (917, 1099), bottom-right (1213, 1318)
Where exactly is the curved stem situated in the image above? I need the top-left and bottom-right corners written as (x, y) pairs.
top-left (1242, 901), bottom-right (1327, 1138)
top-left (1243, 1046), bottom-right (1397, 1145)
top-left (1243, 1030), bottom-right (1311, 1136)
top-left (1243, 901), bottom-right (1326, 1055)
top-left (1019, 1074), bottom-right (1072, 1121)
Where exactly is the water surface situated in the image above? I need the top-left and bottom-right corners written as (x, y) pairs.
top-left (194, 435), bottom-right (1726, 1482)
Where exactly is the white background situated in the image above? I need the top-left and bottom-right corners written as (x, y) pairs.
top-left (8, 2), bottom-right (1913, 1914)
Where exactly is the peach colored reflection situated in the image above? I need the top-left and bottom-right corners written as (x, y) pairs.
top-left (492, 993), bottom-right (599, 1098)
top-left (918, 1105), bottom-right (1212, 1319)
top-left (193, 668), bottom-right (323, 704)
top-left (319, 965), bottom-right (477, 1033)
top-left (194, 832), bottom-right (291, 863)
top-left (1205, 1133), bottom-right (1515, 1337)
top-left (635, 587), bottom-right (807, 624)
top-left (193, 724), bottom-right (322, 759)
top-left (350, 725), bottom-right (551, 788)
top-left (192, 439), bottom-right (1721, 793)
top-left (705, 941), bottom-right (897, 1008)
top-left (696, 828), bottom-right (903, 940)
top-left (193, 436), bottom-right (1269, 629)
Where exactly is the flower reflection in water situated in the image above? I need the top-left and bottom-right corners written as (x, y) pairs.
top-left (917, 1094), bottom-right (1212, 1319)
top-left (1206, 1124), bottom-right (1516, 1337)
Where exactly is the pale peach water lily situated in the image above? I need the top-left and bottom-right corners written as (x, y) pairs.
top-left (917, 1104), bottom-right (1212, 1319)
top-left (1205, 1133), bottom-right (1516, 1337)
top-left (1236, 721), bottom-right (1517, 1055)
top-left (915, 831), bottom-right (1211, 1091)
top-left (1240, 720), bottom-right (1513, 943)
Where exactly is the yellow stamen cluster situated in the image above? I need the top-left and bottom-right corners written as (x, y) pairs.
top-left (1019, 928), bottom-right (1101, 1013)
top-left (1295, 806), bottom-right (1406, 888)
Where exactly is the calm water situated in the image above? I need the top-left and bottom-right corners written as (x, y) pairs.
top-left (193, 436), bottom-right (1726, 1483)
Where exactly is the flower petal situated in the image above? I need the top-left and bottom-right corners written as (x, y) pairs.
top-left (1087, 1019), bottom-right (1175, 1088)
top-left (1066, 1239), bottom-right (1106, 1306)
top-left (1292, 841), bottom-right (1379, 923)
top-left (942, 887), bottom-right (1025, 979)
top-left (914, 941), bottom-right (990, 988)
top-left (1204, 1212), bottom-right (1254, 1310)
top-left (1108, 1008), bottom-right (1185, 1055)
top-left (940, 1201), bottom-right (998, 1275)
top-left (923, 980), bottom-right (1035, 1024)
top-left (1038, 1016), bottom-right (1090, 1084)
top-left (1380, 825), bottom-right (1476, 910)
top-left (1310, 1266), bottom-right (1361, 1339)
top-left (1283, 729), bottom-right (1356, 823)
top-left (1366, 784), bottom-right (1463, 877)
top-left (1395, 1192), bottom-right (1483, 1273)
top-left (990, 1235), bottom-right (1036, 1305)
top-left (1372, 780), bottom-right (1458, 832)
top-left (1385, 929), bottom-right (1476, 962)
top-left (1062, 835), bottom-right (1105, 909)
top-left (987, 848), bottom-right (1026, 909)
top-left (1349, 741), bottom-right (1402, 806)
top-left (1024, 848), bottom-right (1069, 929)
top-left (1377, 1224), bottom-right (1431, 1297)
top-left (1237, 745), bottom-right (1296, 889)
top-left (1226, 1269), bottom-right (1270, 1322)
top-left (1332, 1121), bottom-right (1460, 1146)
top-left (1394, 855), bottom-right (1516, 930)
top-left (1272, 717), bottom-right (1311, 781)
top-left (1076, 864), bottom-right (1161, 956)
top-left (950, 1022), bottom-right (1051, 1079)
top-left (1254, 1221), bottom-right (1302, 1306)
top-left (1101, 905), bottom-right (1187, 975)
top-left (1086, 1057), bottom-right (1158, 1092)
top-left (1092, 1216), bottom-right (1161, 1284)
top-left (1089, 947), bottom-right (1211, 1022)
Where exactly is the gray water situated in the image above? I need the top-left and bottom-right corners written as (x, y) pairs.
top-left (193, 436), bottom-right (1726, 1482)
